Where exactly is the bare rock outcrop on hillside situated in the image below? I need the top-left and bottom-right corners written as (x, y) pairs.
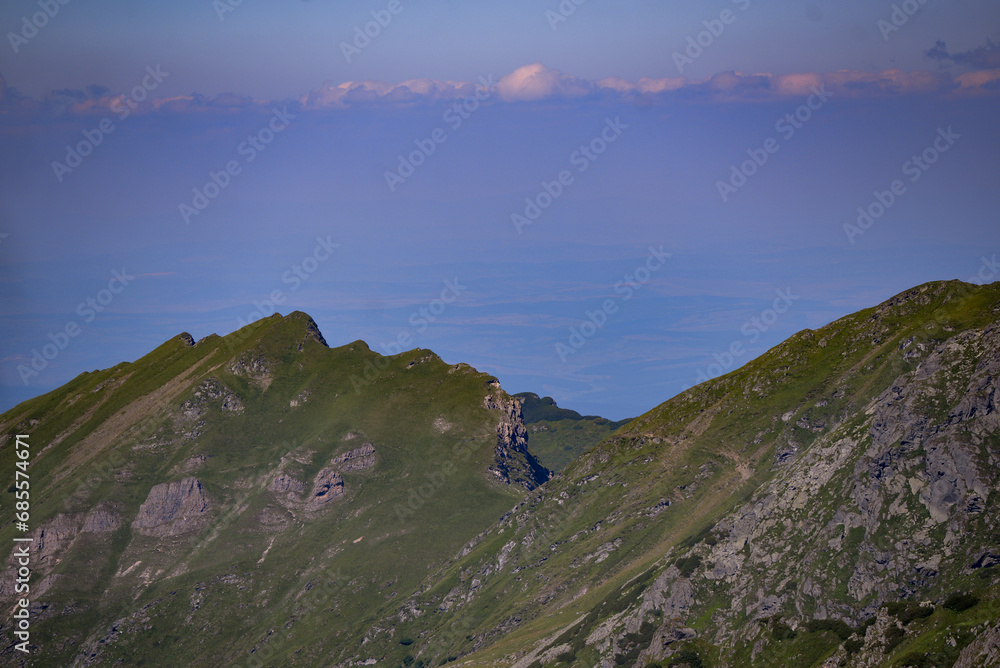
top-left (954, 619), bottom-right (1000, 668)
top-left (603, 322), bottom-right (1000, 665)
top-left (132, 477), bottom-right (209, 537)
top-left (0, 503), bottom-right (122, 601)
top-left (82, 506), bottom-right (123, 533)
top-left (485, 385), bottom-right (550, 490)
top-left (179, 378), bottom-right (243, 420)
top-left (269, 443), bottom-right (376, 513)
top-left (332, 442), bottom-right (376, 471)
top-left (228, 352), bottom-right (273, 389)
top-left (305, 468), bottom-right (345, 511)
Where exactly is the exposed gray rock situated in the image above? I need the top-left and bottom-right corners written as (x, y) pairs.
top-left (228, 352), bottom-right (273, 389)
top-left (294, 313), bottom-right (329, 349)
top-left (179, 378), bottom-right (243, 419)
top-left (646, 499), bottom-right (671, 518)
top-left (332, 443), bottom-right (376, 472)
top-left (638, 568), bottom-right (694, 619)
top-left (484, 389), bottom-right (550, 490)
top-left (82, 505), bottom-right (123, 533)
top-left (305, 468), bottom-right (345, 511)
top-left (268, 445), bottom-right (372, 513)
top-left (289, 389), bottom-right (311, 407)
top-left (132, 478), bottom-right (209, 537)
top-left (662, 626), bottom-right (697, 647)
top-left (973, 551), bottom-right (1000, 569)
top-left (182, 455), bottom-right (207, 472)
top-left (228, 353), bottom-right (270, 377)
top-left (0, 504), bottom-right (125, 601)
top-left (220, 393), bottom-right (244, 413)
top-left (592, 318), bottom-right (1000, 665)
top-left (953, 619), bottom-right (1000, 668)
top-left (270, 474), bottom-right (305, 495)
top-left (34, 513), bottom-right (80, 567)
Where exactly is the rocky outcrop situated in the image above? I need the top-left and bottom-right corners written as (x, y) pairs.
top-left (595, 320), bottom-right (1000, 665)
top-left (33, 503), bottom-right (123, 567)
top-left (132, 478), bottom-right (209, 537)
top-left (300, 314), bottom-right (329, 348)
top-left (268, 444), bottom-right (375, 513)
top-left (9, 284), bottom-right (998, 668)
top-left (332, 443), bottom-right (376, 472)
top-left (179, 378), bottom-right (243, 419)
top-left (953, 619), bottom-right (1000, 668)
top-left (0, 504), bottom-right (122, 601)
top-left (82, 505), bottom-right (124, 533)
top-left (305, 468), bottom-right (345, 511)
top-left (289, 389), bottom-right (311, 407)
top-left (270, 474), bottom-right (305, 495)
top-left (484, 385), bottom-right (550, 490)
top-left (304, 445), bottom-right (375, 510)
top-left (33, 514), bottom-right (81, 568)
top-left (271, 311), bottom-right (330, 350)
top-left (181, 454), bottom-right (207, 473)
top-left (411, 284), bottom-right (1000, 668)
top-left (228, 352), bottom-right (273, 389)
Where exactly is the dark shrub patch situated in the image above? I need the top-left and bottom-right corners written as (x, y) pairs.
top-left (805, 618), bottom-right (855, 641)
top-left (942, 592), bottom-right (979, 612)
top-left (674, 556), bottom-right (702, 578)
top-left (667, 648), bottom-right (705, 667)
top-left (883, 601), bottom-right (934, 625)
top-left (884, 626), bottom-right (906, 653)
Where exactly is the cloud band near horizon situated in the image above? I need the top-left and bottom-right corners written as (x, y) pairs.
top-left (2, 62), bottom-right (999, 122)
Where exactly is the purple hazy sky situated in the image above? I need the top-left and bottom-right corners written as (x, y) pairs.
top-left (1, 0), bottom-right (998, 419)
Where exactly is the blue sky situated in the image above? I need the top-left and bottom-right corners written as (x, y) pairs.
top-left (1, 0), bottom-right (999, 419)
top-left (3, 0), bottom-right (998, 97)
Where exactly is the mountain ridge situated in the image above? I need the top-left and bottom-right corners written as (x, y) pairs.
top-left (346, 279), bottom-right (1000, 667)
top-left (0, 310), bottom-right (550, 666)
top-left (513, 392), bottom-right (633, 472)
top-left (2, 279), bottom-right (998, 667)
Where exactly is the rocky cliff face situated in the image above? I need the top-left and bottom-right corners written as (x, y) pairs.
top-left (132, 477), bottom-right (210, 537)
top-left (953, 619), bottom-right (1000, 667)
top-left (485, 383), bottom-right (551, 490)
top-left (304, 468), bottom-right (345, 511)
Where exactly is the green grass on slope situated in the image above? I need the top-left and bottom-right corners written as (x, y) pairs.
top-left (0, 313), bottom-right (529, 667)
top-left (514, 392), bottom-right (631, 472)
top-left (398, 281), bottom-right (1000, 666)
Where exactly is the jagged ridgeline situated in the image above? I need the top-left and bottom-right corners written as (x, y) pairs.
top-left (2, 280), bottom-right (1000, 668)
top-left (0, 311), bottom-right (549, 666)
top-left (345, 280), bottom-right (1000, 668)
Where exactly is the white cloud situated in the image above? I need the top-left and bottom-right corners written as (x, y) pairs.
top-left (3, 63), bottom-right (997, 121)
top-left (596, 76), bottom-right (686, 95)
top-left (496, 63), bottom-right (592, 102)
top-left (301, 78), bottom-right (478, 110)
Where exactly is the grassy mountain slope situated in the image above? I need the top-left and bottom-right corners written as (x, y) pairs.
top-left (514, 393), bottom-right (631, 472)
top-left (0, 312), bottom-right (547, 667)
top-left (355, 280), bottom-right (1000, 668)
top-left (3, 281), bottom-right (999, 668)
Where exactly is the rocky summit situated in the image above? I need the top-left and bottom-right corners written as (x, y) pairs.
top-left (2, 280), bottom-right (1000, 668)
